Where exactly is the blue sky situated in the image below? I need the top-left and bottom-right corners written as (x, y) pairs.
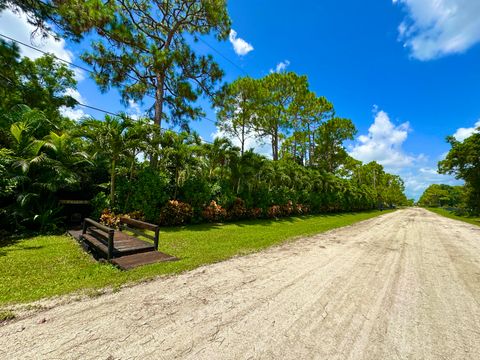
top-left (2, 0), bottom-right (480, 199)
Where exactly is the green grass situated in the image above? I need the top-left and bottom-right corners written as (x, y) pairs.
top-left (0, 310), bottom-right (15, 322)
top-left (0, 210), bottom-right (391, 305)
top-left (427, 207), bottom-right (480, 227)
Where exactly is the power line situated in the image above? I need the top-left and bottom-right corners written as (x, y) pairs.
top-left (1, 32), bottom-right (219, 133)
top-left (197, 37), bottom-right (249, 76)
top-left (73, 102), bottom-right (214, 145)
top-left (0, 32), bottom-right (93, 75)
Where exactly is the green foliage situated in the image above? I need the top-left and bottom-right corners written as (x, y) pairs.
top-left (202, 200), bottom-right (227, 222)
top-left (0, 39), bottom-right (77, 124)
top-left (314, 117), bottom-right (357, 173)
top-left (0, 32), bottom-right (409, 235)
top-left (215, 77), bottom-right (258, 155)
top-left (116, 168), bottom-right (169, 223)
top-left (418, 184), bottom-right (465, 208)
top-left (159, 200), bottom-right (194, 226)
top-left (90, 192), bottom-right (110, 220)
top-left (80, 0), bottom-right (231, 128)
top-left (439, 132), bottom-right (480, 214)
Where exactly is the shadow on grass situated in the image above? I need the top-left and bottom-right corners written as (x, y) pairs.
top-left (159, 211), bottom-right (378, 234)
top-left (0, 240), bottom-right (44, 256)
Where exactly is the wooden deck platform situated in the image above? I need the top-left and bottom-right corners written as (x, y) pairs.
top-left (68, 229), bottom-right (177, 270)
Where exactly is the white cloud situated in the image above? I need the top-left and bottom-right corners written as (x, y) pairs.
top-left (0, 9), bottom-right (85, 81)
top-left (401, 168), bottom-right (462, 200)
top-left (350, 109), bottom-right (417, 168)
top-left (64, 88), bottom-right (86, 104)
top-left (349, 107), bottom-right (461, 199)
top-left (59, 88), bottom-right (89, 121)
top-left (270, 60), bottom-right (290, 73)
top-left (59, 107), bottom-right (89, 121)
top-left (229, 29), bottom-right (254, 56)
top-left (127, 99), bottom-right (144, 120)
top-left (453, 119), bottom-right (480, 141)
top-left (394, 0), bottom-right (480, 60)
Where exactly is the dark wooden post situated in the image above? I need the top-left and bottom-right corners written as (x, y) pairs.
top-left (154, 227), bottom-right (160, 250)
top-left (107, 229), bottom-right (115, 260)
top-left (82, 219), bottom-right (87, 234)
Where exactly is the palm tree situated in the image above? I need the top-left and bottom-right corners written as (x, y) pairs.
top-left (80, 116), bottom-right (139, 207)
top-left (203, 137), bottom-right (239, 181)
top-left (159, 131), bottom-right (203, 199)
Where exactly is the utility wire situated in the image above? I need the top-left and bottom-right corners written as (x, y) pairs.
top-left (0, 32), bottom-right (93, 75)
top-left (197, 37), bottom-right (249, 76)
top-left (72, 102), bottom-right (214, 144)
top-left (0, 32), bottom-right (222, 133)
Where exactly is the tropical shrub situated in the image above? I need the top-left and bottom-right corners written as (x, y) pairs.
top-left (294, 203), bottom-right (310, 215)
top-left (280, 201), bottom-right (294, 217)
top-left (228, 198), bottom-right (247, 220)
top-left (180, 175), bottom-right (212, 217)
top-left (116, 168), bottom-right (169, 223)
top-left (202, 200), bottom-right (227, 222)
top-left (267, 205), bottom-right (282, 218)
top-left (99, 209), bottom-right (120, 229)
top-left (91, 192), bottom-right (110, 220)
top-left (248, 207), bottom-right (263, 219)
top-left (159, 200), bottom-right (194, 226)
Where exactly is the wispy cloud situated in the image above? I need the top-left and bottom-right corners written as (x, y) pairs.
top-left (394, 0), bottom-right (480, 60)
top-left (229, 29), bottom-right (254, 56)
top-left (270, 60), bottom-right (290, 73)
top-left (453, 119), bottom-right (480, 141)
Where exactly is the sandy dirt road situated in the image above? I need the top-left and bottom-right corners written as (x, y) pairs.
top-left (1, 208), bottom-right (480, 359)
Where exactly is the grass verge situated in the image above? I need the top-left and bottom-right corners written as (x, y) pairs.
top-left (0, 210), bottom-right (391, 305)
top-left (427, 207), bottom-right (480, 227)
top-left (0, 310), bottom-right (15, 322)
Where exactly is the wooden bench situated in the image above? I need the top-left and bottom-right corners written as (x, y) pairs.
top-left (82, 218), bottom-right (115, 259)
top-left (80, 217), bottom-right (163, 267)
top-left (119, 217), bottom-right (160, 251)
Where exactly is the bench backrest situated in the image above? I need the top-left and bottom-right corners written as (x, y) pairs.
top-left (119, 217), bottom-right (160, 250)
top-left (82, 218), bottom-right (115, 259)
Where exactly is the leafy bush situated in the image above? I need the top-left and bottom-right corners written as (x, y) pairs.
top-left (294, 203), bottom-right (310, 215)
top-left (280, 201), bottom-right (294, 217)
top-left (180, 175), bottom-right (212, 213)
top-left (159, 200), bottom-right (193, 226)
top-left (99, 209), bottom-right (120, 229)
top-left (267, 205), bottom-right (282, 218)
top-left (116, 168), bottom-right (169, 223)
top-left (91, 192), bottom-right (110, 220)
top-left (248, 207), bottom-right (263, 219)
top-left (123, 210), bottom-right (145, 221)
top-left (202, 200), bottom-right (227, 222)
top-left (228, 198), bottom-right (247, 220)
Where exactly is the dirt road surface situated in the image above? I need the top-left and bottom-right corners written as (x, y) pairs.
top-left (1, 208), bottom-right (480, 359)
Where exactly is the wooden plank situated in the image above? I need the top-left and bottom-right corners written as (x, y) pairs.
top-left (112, 231), bottom-right (154, 253)
top-left (81, 233), bottom-right (111, 256)
top-left (111, 251), bottom-right (177, 270)
top-left (88, 227), bottom-right (109, 242)
top-left (84, 218), bottom-right (114, 234)
top-left (119, 217), bottom-right (158, 231)
top-left (122, 225), bottom-right (155, 241)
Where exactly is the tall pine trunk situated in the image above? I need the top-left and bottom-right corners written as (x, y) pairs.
top-left (110, 158), bottom-right (116, 208)
top-left (151, 73), bottom-right (165, 167)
